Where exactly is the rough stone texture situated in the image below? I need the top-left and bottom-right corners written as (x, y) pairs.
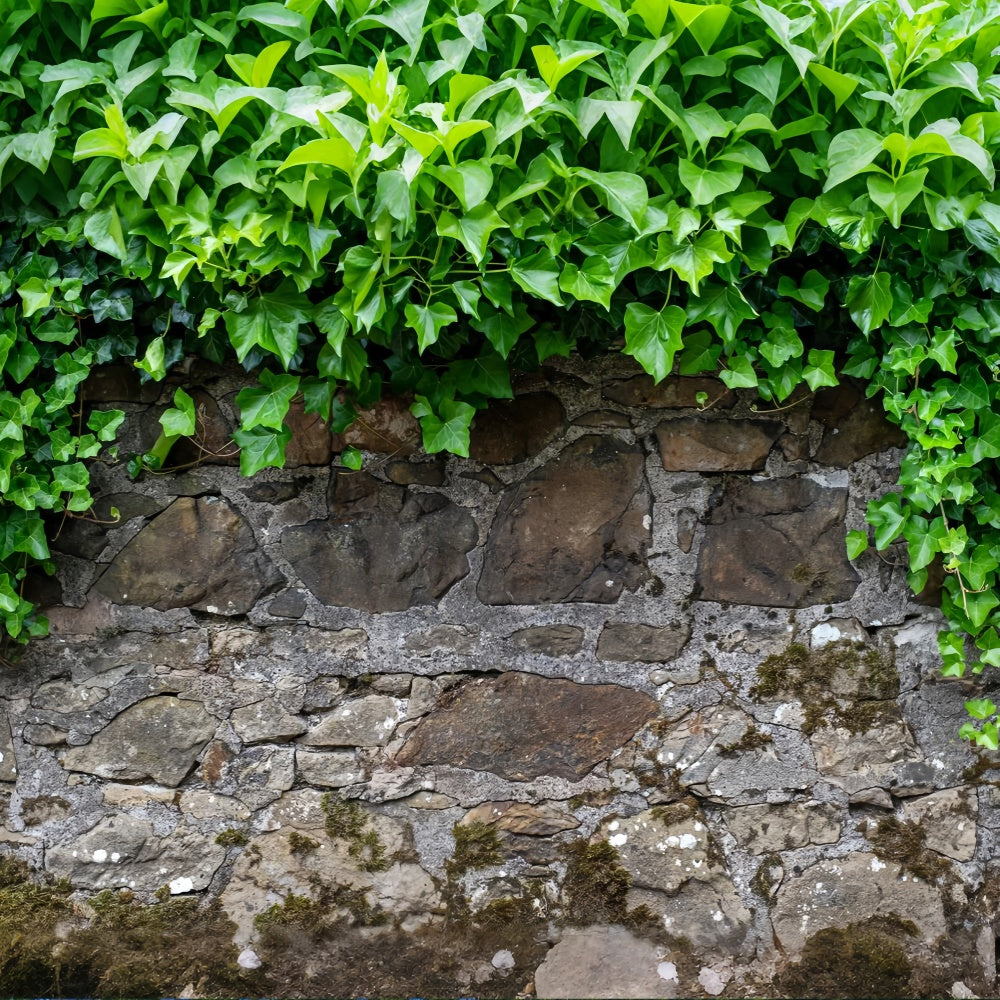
top-left (299, 695), bottom-right (406, 747)
top-left (295, 749), bottom-right (365, 787)
top-left (656, 418), bottom-right (779, 472)
top-left (460, 801), bottom-right (580, 835)
top-left (771, 853), bottom-right (948, 956)
top-left (468, 392), bottom-right (566, 464)
top-left (902, 786), bottom-right (978, 861)
top-left (479, 435), bottom-right (650, 604)
top-left (281, 398), bottom-right (333, 467)
top-left (231, 698), bottom-right (308, 744)
top-left (723, 802), bottom-right (842, 853)
top-left (596, 623), bottom-right (691, 663)
top-left (508, 624), bottom-right (584, 656)
top-left (534, 926), bottom-right (678, 999)
top-left (810, 713), bottom-right (921, 791)
top-left (812, 381), bottom-right (907, 466)
top-left (282, 481), bottom-right (476, 612)
top-left (396, 672), bottom-right (657, 780)
top-left (698, 477), bottom-right (860, 607)
top-left (93, 496), bottom-right (281, 613)
top-left (604, 374), bottom-right (734, 410)
top-left (0, 713), bottom-right (15, 782)
top-left (331, 394), bottom-right (420, 455)
top-left (60, 696), bottom-right (217, 786)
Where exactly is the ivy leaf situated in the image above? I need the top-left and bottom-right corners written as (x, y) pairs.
top-left (224, 288), bottom-right (311, 368)
top-left (938, 630), bottom-right (967, 678)
top-left (654, 231), bottom-right (733, 294)
top-left (160, 388), bottom-right (196, 438)
top-left (823, 128), bottom-right (884, 190)
top-left (437, 204), bottom-right (506, 265)
top-left (867, 493), bottom-right (906, 550)
top-left (678, 329), bottom-right (722, 374)
top-left (511, 248), bottom-right (564, 306)
top-left (846, 272), bottom-right (892, 334)
top-left (233, 424), bottom-right (294, 476)
top-left (410, 395), bottom-right (475, 456)
top-left (802, 349), bottom-right (837, 390)
top-left (777, 269), bottom-right (829, 312)
top-left (677, 159), bottom-right (743, 205)
top-left (559, 258), bottom-right (615, 309)
top-left (623, 302), bottom-right (686, 382)
top-left (405, 301), bottom-right (458, 354)
top-left (867, 169), bottom-right (927, 228)
top-left (236, 371), bottom-right (300, 431)
top-left (845, 529), bottom-right (869, 560)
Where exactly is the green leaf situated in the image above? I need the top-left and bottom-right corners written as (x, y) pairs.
top-left (678, 329), bottom-right (721, 374)
top-left (808, 63), bottom-right (859, 110)
top-left (677, 159), bottom-right (743, 205)
top-left (224, 288), bottom-right (311, 367)
top-left (867, 169), bottom-right (927, 228)
top-left (777, 269), bottom-right (829, 312)
top-left (410, 395), bottom-right (475, 456)
top-left (437, 204), bottom-right (506, 265)
top-left (511, 249), bottom-right (564, 306)
top-left (340, 445), bottom-right (363, 470)
top-left (531, 42), bottom-right (603, 92)
top-left (846, 530), bottom-right (868, 560)
top-left (823, 129), bottom-right (884, 191)
top-left (559, 258), bottom-right (615, 309)
top-left (234, 424), bottom-right (294, 476)
top-left (867, 493), bottom-right (906, 550)
top-left (966, 698), bottom-right (997, 721)
top-left (623, 302), bottom-right (686, 383)
top-left (846, 272), bottom-right (892, 334)
top-left (236, 371), bottom-right (301, 431)
top-left (160, 388), bottom-right (196, 438)
top-left (405, 301), bottom-right (458, 354)
top-left (938, 630), bottom-right (966, 678)
top-left (802, 349), bottom-right (837, 391)
top-left (654, 231), bottom-right (733, 294)
top-left (671, 1), bottom-right (730, 54)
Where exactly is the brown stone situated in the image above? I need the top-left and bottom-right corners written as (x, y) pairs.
top-left (282, 398), bottom-right (332, 467)
top-left (384, 459), bottom-right (446, 486)
top-left (282, 482), bottom-right (476, 612)
top-left (478, 435), bottom-right (650, 605)
top-left (460, 801), bottom-right (580, 835)
top-left (93, 496), bottom-right (282, 614)
top-left (698, 478), bottom-right (859, 607)
top-left (811, 381), bottom-right (907, 466)
top-left (395, 672), bottom-right (657, 781)
top-left (50, 492), bottom-right (166, 561)
top-left (468, 393), bottom-right (566, 464)
top-left (574, 409), bottom-right (631, 428)
top-left (655, 417), bottom-right (779, 472)
top-left (331, 394), bottom-right (420, 456)
top-left (596, 623), bottom-right (691, 663)
top-left (603, 374), bottom-right (733, 409)
top-left (82, 365), bottom-right (160, 403)
top-left (508, 624), bottom-right (584, 656)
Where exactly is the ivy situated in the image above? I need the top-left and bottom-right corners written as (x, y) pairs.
top-left (1, 0), bottom-right (1000, 742)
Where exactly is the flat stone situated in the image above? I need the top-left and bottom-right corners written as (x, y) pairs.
top-left (23, 724), bottom-right (68, 746)
top-left (295, 749), bottom-right (365, 787)
top-left (812, 382), bottom-right (907, 466)
top-left (603, 374), bottom-right (733, 410)
top-left (21, 795), bottom-right (72, 825)
top-left (231, 698), bottom-right (308, 744)
top-left (45, 815), bottom-right (226, 892)
top-left (282, 398), bottom-right (332, 467)
top-left (597, 623), bottom-right (691, 663)
top-left (724, 801), bottom-right (842, 853)
top-left (0, 713), bottom-right (16, 782)
top-left (384, 459), bottom-right (446, 486)
top-left (771, 852), bottom-right (947, 956)
top-left (534, 925), bottom-right (678, 999)
top-left (331, 394), bottom-right (420, 456)
top-left (405, 625), bottom-right (478, 655)
top-left (32, 679), bottom-right (107, 713)
top-left (51, 492), bottom-right (166, 561)
top-left (508, 624), bottom-right (585, 657)
top-left (656, 418), bottom-right (779, 472)
top-left (902, 786), bottom-right (977, 861)
top-left (396, 672), bottom-right (657, 781)
top-left (299, 695), bottom-right (406, 747)
top-left (574, 409), bottom-right (631, 428)
top-left (60, 696), bottom-right (217, 786)
top-left (478, 435), bottom-right (650, 605)
top-left (698, 477), bottom-right (859, 607)
top-left (178, 790), bottom-right (250, 821)
top-left (810, 712), bottom-right (921, 791)
top-left (282, 483), bottom-right (476, 612)
top-left (268, 589), bottom-right (307, 619)
top-left (93, 496), bottom-right (282, 614)
top-left (460, 801), bottom-right (580, 836)
top-left (468, 393), bottom-right (566, 464)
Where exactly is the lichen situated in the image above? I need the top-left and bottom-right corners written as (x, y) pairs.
top-left (321, 792), bottom-right (388, 872)
top-left (717, 723), bottom-right (774, 756)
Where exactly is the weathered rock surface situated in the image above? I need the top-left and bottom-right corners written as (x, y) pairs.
top-left (282, 481), bottom-right (476, 612)
top-left (656, 418), bottom-right (779, 472)
top-left (812, 381), bottom-right (907, 466)
top-left (93, 497), bottom-right (281, 613)
top-left (479, 436), bottom-right (650, 604)
top-left (0, 713), bottom-right (15, 781)
top-left (295, 749), bottom-right (365, 788)
top-left (508, 624), bottom-right (584, 656)
top-left (698, 478), bottom-right (860, 607)
top-left (299, 695), bottom-right (406, 747)
top-left (60, 696), bottom-right (217, 786)
top-left (902, 786), bottom-right (978, 861)
top-left (597, 623), bottom-right (690, 663)
top-left (468, 392), bottom-right (566, 464)
top-left (724, 801), bottom-right (842, 853)
top-left (396, 672), bottom-right (657, 780)
top-left (810, 712), bottom-right (921, 791)
top-left (603, 374), bottom-right (733, 410)
top-left (231, 698), bottom-right (307, 744)
top-left (460, 801), bottom-right (580, 835)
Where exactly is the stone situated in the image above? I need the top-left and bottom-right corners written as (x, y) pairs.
top-left (850, 787), bottom-right (894, 809)
top-left (50, 492), bottom-right (166, 561)
top-left (698, 477), bottom-right (860, 607)
top-left (574, 409), bottom-right (631, 428)
top-left (371, 674), bottom-right (413, 695)
top-left (468, 393), bottom-right (566, 464)
top-left (902, 786), bottom-right (977, 861)
top-left (60, 696), bottom-right (217, 786)
top-left (0, 713), bottom-right (15, 781)
top-left (771, 852), bottom-right (947, 955)
top-left (405, 625), bottom-right (478, 655)
top-left (655, 418), bottom-right (779, 472)
top-left (178, 790), bottom-right (250, 821)
top-left (302, 676), bottom-right (347, 712)
top-left (492, 949), bottom-right (516, 970)
top-left (21, 795), bottom-right (71, 825)
top-left (384, 459), bottom-right (446, 486)
top-left (723, 801), bottom-right (842, 853)
top-left (603, 374), bottom-right (733, 410)
top-left (596, 623), bottom-right (690, 663)
top-left (282, 398), bottom-right (332, 467)
top-left (296, 749), bottom-right (365, 788)
top-left (812, 381), bottom-right (907, 466)
top-left (231, 699), bottom-right (308, 744)
top-left (268, 589), bottom-right (307, 619)
top-left (810, 713), bottom-right (921, 791)
top-left (300, 695), bottom-right (406, 747)
top-left (169, 389), bottom-right (238, 467)
top-left (460, 801), bottom-right (580, 836)
top-left (533, 925), bottom-right (678, 999)
top-left (22, 723), bottom-right (67, 746)
top-left (282, 483), bottom-right (477, 612)
top-left (45, 815), bottom-right (226, 892)
top-left (478, 435), bottom-right (650, 605)
top-left (32, 678), bottom-right (108, 713)
top-left (508, 624), bottom-right (585, 657)
top-left (83, 364), bottom-right (161, 403)
top-left (93, 496), bottom-right (282, 614)
top-left (676, 508), bottom-right (698, 553)
top-left (238, 948), bottom-right (262, 970)
top-left (331, 394), bottom-right (421, 456)
top-left (396, 672), bottom-right (657, 781)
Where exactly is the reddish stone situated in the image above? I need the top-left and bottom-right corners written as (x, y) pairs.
top-left (331, 395), bottom-right (420, 456)
top-left (811, 382), bottom-right (907, 466)
top-left (283, 399), bottom-right (332, 467)
top-left (656, 417), bottom-right (780, 472)
top-left (468, 393), bottom-right (566, 465)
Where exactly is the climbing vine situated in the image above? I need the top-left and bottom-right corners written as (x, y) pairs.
top-left (2, 0), bottom-right (1000, 740)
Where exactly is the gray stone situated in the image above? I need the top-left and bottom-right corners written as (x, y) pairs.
top-left (478, 435), bottom-right (650, 605)
top-left (656, 418), bottom-right (779, 472)
top-left (60, 696), bottom-right (217, 786)
top-left (396, 672), bottom-right (657, 781)
top-left (533, 925), bottom-right (678, 999)
top-left (405, 625), bottom-right (478, 655)
top-left (282, 483), bottom-right (476, 612)
top-left (460, 801), bottom-right (580, 836)
top-left (93, 496), bottom-right (282, 614)
top-left (597, 623), bottom-right (690, 663)
top-left (723, 801), bottom-right (842, 853)
top-left (902, 786), bottom-right (977, 861)
top-left (268, 589), bottom-right (307, 619)
top-left (295, 749), bottom-right (365, 788)
top-left (231, 699), bottom-right (308, 744)
top-left (299, 695), bottom-right (406, 747)
top-left (850, 787), bottom-right (894, 809)
top-left (811, 713), bottom-right (921, 791)
top-left (0, 713), bottom-right (16, 782)
top-left (771, 852), bottom-right (947, 956)
top-left (698, 477), bottom-right (860, 607)
top-left (508, 624), bottom-right (584, 656)
top-left (371, 674), bottom-right (413, 695)
top-left (302, 676), bottom-right (347, 712)
top-left (32, 679), bottom-right (108, 713)
top-left (22, 724), bottom-right (67, 746)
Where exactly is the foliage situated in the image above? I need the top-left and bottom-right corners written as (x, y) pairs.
top-left (2, 0), bottom-right (1000, 736)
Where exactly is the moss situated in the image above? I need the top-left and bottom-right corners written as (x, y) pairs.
top-left (254, 892), bottom-right (326, 931)
top-left (321, 792), bottom-right (388, 872)
top-left (214, 828), bottom-right (248, 848)
top-left (717, 722), bottom-right (774, 756)
top-left (749, 852), bottom-right (783, 900)
top-left (287, 831), bottom-right (319, 855)
top-left (777, 917), bottom-right (916, 999)
top-left (561, 839), bottom-right (631, 925)
top-left (446, 821), bottom-right (503, 878)
top-left (862, 817), bottom-right (952, 882)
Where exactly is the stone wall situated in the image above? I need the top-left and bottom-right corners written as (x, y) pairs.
top-left (1, 356), bottom-right (996, 999)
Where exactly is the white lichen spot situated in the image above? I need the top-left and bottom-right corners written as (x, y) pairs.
top-left (811, 622), bottom-right (842, 647)
top-left (237, 947), bottom-right (261, 970)
top-left (382, 717), bottom-right (395, 729)
top-left (609, 833), bottom-right (627, 847)
top-left (110, 852), bottom-right (120, 863)
top-left (605, 579), bottom-right (614, 587)
top-left (642, 514), bottom-right (652, 530)
top-left (870, 858), bottom-right (886, 873)
top-left (169, 876), bottom-right (194, 894)
top-left (712, 911), bottom-right (724, 922)
top-left (491, 949), bottom-right (515, 970)
top-left (677, 833), bottom-right (698, 849)
top-left (693, 821), bottom-right (704, 832)
top-left (206, 605), bottom-right (219, 614)
top-left (657, 962), bottom-right (678, 983)
top-left (609, 821), bottom-right (620, 832)
top-left (92, 849), bottom-right (107, 863)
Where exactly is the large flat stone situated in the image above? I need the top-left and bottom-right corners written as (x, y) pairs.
top-left (93, 496), bottom-right (282, 614)
top-left (395, 672), bottom-right (657, 781)
top-left (478, 435), bottom-right (650, 605)
top-left (603, 374), bottom-right (733, 409)
top-left (597, 623), bottom-right (690, 663)
top-left (698, 477), bottom-right (859, 607)
top-left (299, 695), bottom-right (406, 747)
top-left (282, 481), bottom-right (476, 612)
top-left (656, 418), bottom-right (779, 472)
top-left (468, 392), bottom-right (566, 464)
top-left (811, 382), bottom-right (906, 466)
top-left (60, 696), bottom-right (217, 786)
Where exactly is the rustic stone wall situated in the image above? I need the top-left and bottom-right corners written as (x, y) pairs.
top-left (1, 356), bottom-right (997, 999)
